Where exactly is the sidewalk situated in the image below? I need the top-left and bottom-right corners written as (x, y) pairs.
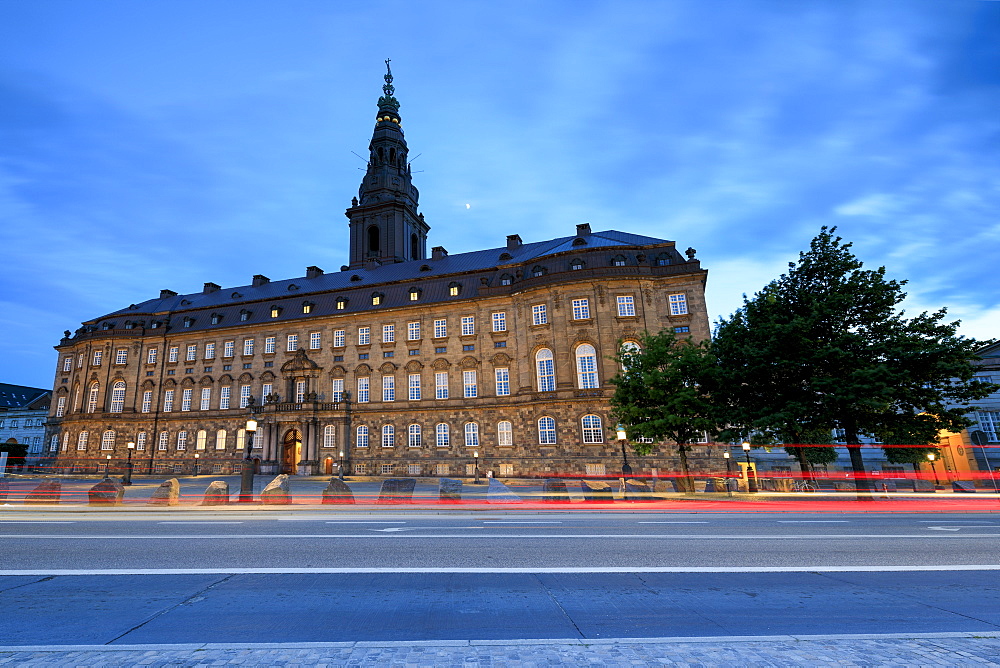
top-left (2, 632), bottom-right (999, 666)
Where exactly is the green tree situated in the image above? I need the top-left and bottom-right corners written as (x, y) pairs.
top-left (609, 331), bottom-right (725, 492)
top-left (713, 227), bottom-right (996, 497)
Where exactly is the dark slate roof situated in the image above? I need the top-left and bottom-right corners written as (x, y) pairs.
top-left (0, 384), bottom-right (50, 410)
top-left (100, 229), bottom-right (672, 319)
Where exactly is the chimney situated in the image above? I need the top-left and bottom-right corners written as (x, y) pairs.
top-left (306, 266), bottom-right (324, 279)
top-left (203, 282), bottom-right (220, 294)
top-left (506, 234), bottom-right (522, 249)
top-left (159, 289), bottom-right (177, 299)
top-left (431, 246), bottom-right (448, 260)
top-left (576, 223), bottom-right (591, 236)
top-left (252, 274), bottom-right (270, 287)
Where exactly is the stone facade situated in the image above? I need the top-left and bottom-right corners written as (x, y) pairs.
top-left (42, 66), bottom-right (717, 480)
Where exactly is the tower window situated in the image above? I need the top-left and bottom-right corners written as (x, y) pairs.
top-left (411, 233), bottom-right (419, 260)
top-left (367, 226), bottom-right (380, 254)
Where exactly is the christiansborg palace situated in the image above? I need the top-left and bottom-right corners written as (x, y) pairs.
top-left (41, 65), bottom-right (712, 479)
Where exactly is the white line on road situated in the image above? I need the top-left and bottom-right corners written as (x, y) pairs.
top-left (639, 521), bottom-right (709, 524)
top-left (4, 533), bottom-right (1000, 539)
top-left (0, 521), bottom-right (76, 524)
top-left (2, 565), bottom-right (1000, 576)
top-left (483, 521), bottom-right (562, 524)
top-left (325, 521), bottom-right (407, 524)
top-left (157, 522), bottom-right (244, 525)
top-left (778, 521), bottom-right (850, 523)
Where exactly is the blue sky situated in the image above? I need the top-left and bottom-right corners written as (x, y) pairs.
top-left (2, 0), bottom-right (999, 389)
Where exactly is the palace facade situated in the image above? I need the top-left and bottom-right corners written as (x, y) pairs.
top-left (43, 66), bottom-right (712, 478)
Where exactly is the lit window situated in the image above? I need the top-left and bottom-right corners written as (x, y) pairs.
top-left (408, 424), bottom-right (422, 447)
top-left (532, 304), bottom-right (547, 325)
top-left (302, 302), bottom-right (313, 314)
top-left (433, 319), bottom-right (447, 338)
top-left (616, 295), bottom-right (635, 317)
top-left (271, 306), bottom-right (281, 318)
top-left (382, 424), bottom-right (394, 448)
top-left (383, 375), bottom-right (395, 402)
top-left (463, 370), bottom-right (477, 398)
top-left (287, 334), bottom-right (298, 351)
top-left (461, 316), bottom-right (474, 336)
top-left (492, 312), bottom-right (506, 332)
top-left (310, 332), bottom-right (321, 349)
top-left (216, 429), bottom-right (227, 450)
top-left (333, 329), bottom-right (345, 347)
top-left (336, 298), bottom-right (347, 310)
top-left (538, 417), bottom-right (557, 445)
top-left (383, 324), bottom-right (395, 343)
top-left (357, 377), bottom-right (370, 403)
top-left (669, 294), bottom-right (689, 315)
top-left (464, 422), bottom-right (479, 447)
top-left (535, 349), bottom-right (555, 392)
top-left (582, 414), bottom-right (604, 443)
top-left (498, 421), bottom-right (513, 446)
top-left (448, 282), bottom-right (461, 296)
top-left (407, 322), bottom-right (420, 340)
top-left (575, 344), bottom-right (599, 389)
top-left (323, 425), bottom-right (336, 448)
top-left (110, 381), bottom-right (126, 413)
top-left (435, 371), bottom-right (449, 399)
top-left (409, 288), bottom-right (420, 301)
top-left (372, 293), bottom-right (383, 306)
top-left (356, 425), bottom-right (369, 448)
top-left (196, 430), bottom-right (207, 450)
top-left (494, 368), bottom-right (510, 396)
top-left (358, 327), bottom-right (370, 346)
top-left (572, 298), bottom-right (590, 320)
top-left (408, 373), bottom-right (421, 400)
top-left (436, 423), bottom-right (449, 448)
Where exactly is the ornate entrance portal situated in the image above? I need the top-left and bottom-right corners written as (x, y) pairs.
top-left (282, 429), bottom-right (302, 474)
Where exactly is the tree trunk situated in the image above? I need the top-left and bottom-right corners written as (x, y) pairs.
top-left (794, 446), bottom-right (814, 483)
top-left (843, 419), bottom-right (871, 500)
top-left (678, 444), bottom-right (694, 493)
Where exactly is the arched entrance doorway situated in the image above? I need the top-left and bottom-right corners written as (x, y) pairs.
top-left (323, 456), bottom-right (334, 475)
top-left (282, 429), bottom-right (302, 474)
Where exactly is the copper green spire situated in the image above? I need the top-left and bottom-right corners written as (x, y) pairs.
top-left (378, 58), bottom-right (400, 114)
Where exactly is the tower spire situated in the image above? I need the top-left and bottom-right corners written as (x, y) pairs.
top-left (345, 61), bottom-right (429, 269)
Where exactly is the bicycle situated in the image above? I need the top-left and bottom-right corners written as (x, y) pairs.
top-left (792, 480), bottom-right (817, 492)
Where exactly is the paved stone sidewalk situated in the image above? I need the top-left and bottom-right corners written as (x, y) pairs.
top-left (2, 633), bottom-right (1000, 666)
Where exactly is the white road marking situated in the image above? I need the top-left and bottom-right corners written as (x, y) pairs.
top-left (326, 521), bottom-right (407, 524)
top-left (367, 527), bottom-right (417, 532)
top-left (157, 522), bottom-right (243, 525)
top-left (483, 521), bottom-right (562, 524)
top-left (0, 521), bottom-right (76, 524)
top-left (927, 526), bottom-right (962, 531)
top-left (640, 521), bottom-right (709, 524)
top-left (778, 521), bottom-right (849, 523)
top-left (2, 565), bottom-right (1000, 576)
top-left (3, 533), bottom-right (1000, 539)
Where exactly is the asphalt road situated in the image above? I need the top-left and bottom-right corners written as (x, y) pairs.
top-left (1, 511), bottom-right (999, 645)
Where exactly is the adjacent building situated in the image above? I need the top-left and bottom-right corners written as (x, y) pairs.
top-left (0, 383), bottom-right (51, 470)
top-left (43, 65), bottom-right (713, 479)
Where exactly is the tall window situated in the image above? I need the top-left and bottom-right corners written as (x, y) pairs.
top-left (141, 390), bottom-right (152, 413)
top-left (243, 339), bottom-right (254, 356)
top-left (357, 327), bottom-right (370, 345)
top-left (571, 298), bottom-right (590, 320)
top-left (323, 425), bottom-right (336, 448)
top-left (87, 382), bottom-right (100, 412)
top-left (538, 417), bottom-right (557, 445)
top-left (264, 337), bottom-right (275, 354)
top-left (408, 424), bottom-right (421, 448)
top-left (261, 382), bottom-right (272, 403)
top-left (616, 295), bottom-right (635, 317)
top-left (498, 421), bottom-right (513, 447)
top-left (463, 370), bottom-right (477, 398)
top-left (200, 387), bottom-right (211, 410)
top-left (211, 429), bottom-right (224, 450)
top-left (56, 396), bottom-right (66, 417)
top-left (110, 381), bottom-right (126, 413)
top-left (92, 350), bottom-right (103, 366)
top-left (408, 373), bottom-right (421, 400)
top-left (407, 322), bottom-right (420, 340)
top-left (382, 424), bottom-right (394, 448)
top-left (101, 430), bottom-right (115, 450)
top-left (582, 414), bottom-right (604, 443)
top-left (535, 349), bottom-right (555, 392)
top-left (62, 356), bottom-right (72, 372)
top-left (181, 388), bottom-right (193, 411)
top-left (494, 368), bottom-right (510, 396)
top-left (176, 430), bottom-right (188, 450)
top-left (219, 386), bottom-right (231, 410)
top-left (239, 384), bottom-right (251, 408)
top-left (357, 377), bottom-right (370, 403)
top-left (333, 330), bottom-right (345, 347)
top-left (205, 342), bottom-right (216, 359)
top-left (236, 428), bottom-right (246, 451)
top-left (287, 334), bottom-right (298, 351)
top-left (310, 332), bottom-right (321, 349)
top-left (136, 431), bottom-right (147, 451)
top-left (116, 348), bottom-right (128, 364)
top-left (223, 341), bottom-right (234, 358)
top-left (435, 372), bottom-right (449, 399)
top-left (356, 425), bottom-right (369, 448)
top-left (147, 348), bottom-right (158, 364)
top-left (575, 344), bottom-right (599, 389)
top-left (295, 380), bottom-right (306, 403)
top-left (77, 431), bottom-right (89, 450)
top-left (464, 422), bottom-right (479, 447)
top-left (532, 304), bottom-right (547, 325)
top-left (332, 378), bottom-right (344, 402)
top-left (461, 316), bottom-right (475, 336)
top-left (382, 324), bottom-right (395, 343)
top-left (433, 319), bottom-right (447, 338)
top-left (436, 423), bottom-right (449, 448)
top-left (620, 341), bottom-right (641, 371)
top-left (196, 430), bottom-right (208, 450)
top-left (382, 375), bottom-right (395, 402)
top-left (187, 344), bottom-right (198, 361)
top-left (492, 312), bottom-right (506, 332)
top-left (50, 434), bottom-right (59, 452)
top-left (669, 294), bottom-right (689, 315)
top-left (164, 389), bottom-right (175, 412)
top-left (158, 431), bottom-right (169, 450)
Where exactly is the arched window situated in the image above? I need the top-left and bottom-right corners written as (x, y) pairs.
top-left (531, 266), bottom-right (546, 277)
top-left (87, 382), bottom-right (100, 413)
top-left (570, 259), bottom-right (585, 271)
top-left (611, 255), bottom-right (626, 267)
top-left (100, 430), bottom-right (115, 450)
top-left (382, 424), bottom-right (394, 448)
top-left (77, 431), bottom-right (89, 451)
top-left (464, 422), bottom-right (479, 447)
top-left (109, 381), bottom-right (126, 413)
top-left (575, 344), bottom-right (599, 389)
top-left (620, 341), bottom-right (641, 370)
top-left (407, 423), bottom-right (422, 448)
top-left (411, 233), bottom-right (420, 260)
top-left (656, 252), bottom-right (671, 266)
top-left (136, 431), bottom-right (147, 451)
top-left (497, 421), bottom-right (513, 447)
top-left (176, 431), bottom-right (188, 450)
top-left (356, 425), bottom-right (369, 448)
top-left (582, 414), bottom-right (604, 443)
top-left (323, 425), bottom-right (336, 448)
top-left (499, 274), bottom-right (513, 286)
top-left (216, 429), bottom-right (227, 450)
top-left (535, 349), bottom-right (555, 392)
top-left (436, 423), bottom-right (449, 448)
top-left (538, 417), bottom-right (557, 445)
top-left (367, 225), bottom-right (380, 254)
top-left (196, 430), bottom-right (208, 450)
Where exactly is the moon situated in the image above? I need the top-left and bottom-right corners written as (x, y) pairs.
top-left (465, 203), bottom-right (471, 209)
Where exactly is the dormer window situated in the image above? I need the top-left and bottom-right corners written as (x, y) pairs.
top-left (350, 274), bottom-right (362, 282)
top-left (151, 321), bottom-right (161, 329)
top-left (182, 317), bottom-right (194, 328)
top-left (336, 298), bottom-right (347, 310)
top-left (499, 252), bottom-right (512, 261)
top-left (531, 266), bottom-right (546, 278)
top-left (612, 255), bottom-right (626, 267)
top-left (302, 301), bottom-right (314, 314)
top-left (124, 321), bottom-right (134, 330)
top-left (102, 322), bottom-right (114, 330)
top-left (211, 313), bottom-right (222, 325)
top-left (409, 288), bottom-right (421, 301)
top-left (270, 306), bottom-right (282, 318)
top-left (239, 310), bottom-right (251, 322)
top-left (570, 259), bottom-right (585, 271)
top-left (371, 292), bottom-right (384, 306)
top-left (656, 253), bottom-right (671, 266)
top-left (448, 282), bottom-right (462, 297)
top-left (499, 274), bottom-right (513, 286)
top-left (419, 265), bottom-right (431, 272)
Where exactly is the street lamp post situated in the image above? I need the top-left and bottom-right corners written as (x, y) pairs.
top-left (123, 441), bottom-right (135, 486)
top-left (339, 450), bottom-right (345, 481)
top-left (742, 442), bottom-right (758, 493)
top-left (616, 425), bottom-right (632, 480)
top-left (103, 454), bottom-right (112, 480)
top-left (723, 450), bottom-right (733, 497)
top-left (474, 450), bottom-right (480, 484)
top-left (239, 418), bottom-right (258, 503)
top-left (193, 453), bottom-right (199, 477)
top-left (927, 452), bottom-right (940, 487)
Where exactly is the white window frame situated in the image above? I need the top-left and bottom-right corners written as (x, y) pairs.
top-left (196, 429), bottom-right (208, 451)
top-left (494, 368), bottom-right (510, 396)
top-left (461, 316), bottom-right (474, 336)
top-left (492, 312), bottom-right (506, 332)
top-left (382, 375), bottom-right (395, 402)
top-left (435, 371), bottom-right (449, 399)
top-left (239, 384), bottom-right (251, 408)
top-left (433, 319), bottom-right (447, 338)
top-left (357, 327), bottom-right (370, 345)
top-left (181, 388), bottom-right (192, 411)
top-left (116, 348), bottom-right (128, 364)
top-left (323, 425), bottom-right (336, 448)
top-left (295, 380), bottom-right (306, 403)
top-left (93, 350), bottom-right (103, 366)
top-left (669, 293), bottom-right (689, 315)
top-left (62, 356), bottom-right (72, 372)
top-left (463, 370), bottom-right (477, 398)
top-left (582, 414), bottom-right (604, 443)
top-left (571, 298), bottom-right (590, 320)
top-left (243, 339), bottom-right (254, 356)
top-left (356, 425), bottom-right (369, 448)
top-left (141, 390), bottom-right (152, 413)
top-left (407, 322), bottom-right (420, 340)
top-left (382, 324), bottom-right (395, 343)
top-left (164, 389), bottom-right (174, 412)
top-left (109, 381), bottom-right (125, 413)
top-left (223, 341), bottom-right (235, 358)
top-left (177, 430), bottom-right (188, 450)
top-left (538, 416), bottom-right (557, 445)
top-left (186, 344), bottom-right (198, 361)
top-left (408, 373), bottom-right (421, 401)
top-left (616, 295), bottom-right (635, 317)
top-left (532, 304), bottom-right (547, 325)
top-left (535, 349), bottom-right (555, 392)
top-left (136, 431), bottom-right (147, 451)
top-left (216, 429), bottom-right (227, 450)
top-left (435, 423), bottom-right (449, 448)
top-left (77, 431), bottom-right (89, 451)
top-left (219, 386), bottom-right (231, 410)
top-left (87, 382), bottom-right (100, 412)
top-left (498, 421), bottom-right (513, 447)
top-left (56, 396), bottom-right (66, 417)
top-left (147, 348), bottom-right (158, 364)
top-left (205, 342), bottom-right (216, 359)
top-left (200, 387), bottom-right (211, 410)
top-left (464, 422), bottom-right (479, 447)
top-left (287, 334), bottom-right (298, 351)
top-left (333, 330), bottom-right (345, 347)
top-left (310, 332), bottom-right (321, 350)
top-left (408, 424), bottom-right (421, 448)
top-left (158, 431), bottom-right (169, 451)
top-left (357, 377), bottom-right (370, 403)
top-left (576, 344), bottom-right (599, 389)
top-left (264, 337), bottom-right (275, 354)
top-left (382, 424), bottom-right (394, 448)
top-left (332, 378), bottom-right (344, 402)
top-left (101, 429), bottom-right (115, 451)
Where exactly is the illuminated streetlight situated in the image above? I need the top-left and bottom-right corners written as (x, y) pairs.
top-left (742, 442), bottom-right (758, 493)
top-left (123, 441), bottom-right (135, 486)
top-left (474, 450), bottom-right (480, 485)
top-left (927, 452), bottom-right (940, 487)
top-left (240, 418), bottom-right (258, 503)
